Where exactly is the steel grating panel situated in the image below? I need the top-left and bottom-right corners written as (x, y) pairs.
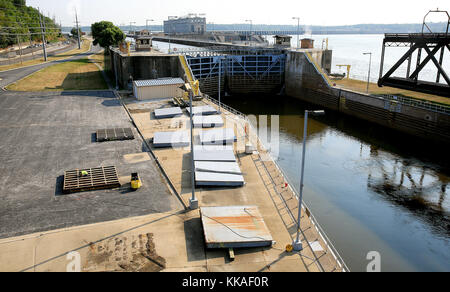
top-left (193, 115), bottom-right (224, 128)
top-left (63, 166), bottom-right (120, 194)
top-left (195, 161), bottom-right (244, 187)
top-left (186, 106), bottom-right (218, 116)
top-left (193, 145), bottom-right (236, 162)
top-left (96, 128), bottom-right (134, 142)
top-left (154, 107), bottom-right (183, 119)
top-left (200, 206), bottom-right (274, 249)
top-left (153, 131), bottom-right (190, 148)
top-left (199, 128), bottom-right (237, 145)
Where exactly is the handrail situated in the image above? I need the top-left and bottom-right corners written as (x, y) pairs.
top-left (204, 94), bottom-right (350, 272)
top-left (376, 94), bottom-right (450, 115)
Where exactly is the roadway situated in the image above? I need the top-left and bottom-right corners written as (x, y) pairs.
top-left (0, 42), bottom-right (102, 89)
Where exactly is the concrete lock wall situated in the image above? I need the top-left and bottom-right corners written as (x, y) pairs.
top-left (284, 50), bottom-right (450, 143)
top-left (110, 49), bottom-right (186, 89)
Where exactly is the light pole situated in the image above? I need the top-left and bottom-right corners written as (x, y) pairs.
top-left (363, 52), bottom-right (372, 94)
top-left (129, 21), bottom-right (136, 35)
top-left (292, 110), bottom-right (325, 251)
top-left (146, 19), bottom-right (154, 32)
top-left (245, 19), bottom-right (253, 45)
top-left (218, 57), bottom-right (225, 113)
top-left (293, 17), bottom-right (300, 49)
top-left (189, 90), bottom-right (198, 210)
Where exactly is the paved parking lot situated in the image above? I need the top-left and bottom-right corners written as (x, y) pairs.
top-left (0, 90), bottom-right (182, 239)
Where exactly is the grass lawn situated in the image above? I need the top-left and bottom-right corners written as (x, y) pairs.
top-left (334, 78), bottom-right (450, 106)
top-left (6, 58), bottom-right (108, 91)
top-left (0, 38), bottom-right (92, 72)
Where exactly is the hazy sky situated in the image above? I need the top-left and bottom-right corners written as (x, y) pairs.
top-left (27, 0), bottom-right (449, 27)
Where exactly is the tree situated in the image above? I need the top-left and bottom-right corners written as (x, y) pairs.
top-left (13, 0), bottom-right (25, 7)
top-left (91, 21), bottom-right (124, 51)
top-left (71, 27), bottom-right (81, 37)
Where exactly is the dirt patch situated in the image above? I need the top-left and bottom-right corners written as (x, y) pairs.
top-left (129, 109), bottom-right (151, 114)
top-left (85, 233), bottom-right (166, 272)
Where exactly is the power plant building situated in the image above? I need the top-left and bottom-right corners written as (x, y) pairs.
top-left (164, 15), bottom-right (206, 34)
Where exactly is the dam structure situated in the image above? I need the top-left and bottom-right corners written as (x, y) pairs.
top-left (110, 36), bottom-right (449, 144)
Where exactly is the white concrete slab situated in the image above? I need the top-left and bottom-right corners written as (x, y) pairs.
top-left (193, 115), bottom-right (224, 128)
top-left (153, 131), bottom-right (190, 148)
top-left (186, 106), bottom-right (218, 116)
top-left (199, 128), bottom-right (237, 145)
top-left (154, 107), bottom-right (183, 119)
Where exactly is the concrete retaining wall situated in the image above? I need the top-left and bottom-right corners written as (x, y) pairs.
top-left (110, 49), bottom-right (186, 89)
top-left (284, 50), bottom-right (450, 143)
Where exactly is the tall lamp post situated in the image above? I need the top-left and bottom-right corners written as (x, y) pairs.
top-left (146, 19), bottom-right (154, 31)
top-left (292, 110), bottom-right (325, 251)
top-left (218, 57), bottom-right (226, 113)
top-left (129, 22), bottom-right (136, 35)
top-left (189, 90), bottom-right (198, 210)
top-left (245, 19), bottom-right (253, 45)
top-left (363, 52), bottom-right (372, 94)
top-left (292, 17), bottom-right (300, 49)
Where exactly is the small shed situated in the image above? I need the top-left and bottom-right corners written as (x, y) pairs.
top-left (135, 36), bottom-right (152, 51)
top-left (273, 35), bottom-right (292, 48)
top-left (133, 78), bottom-right (185, 100)
top-left (301, 38), bottom-right (315, 49)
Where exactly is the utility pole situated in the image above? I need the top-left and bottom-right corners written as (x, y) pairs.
top-left (75, 8), bottom-right (81, 49)
top-left (16, 35), bottom-right (23, 64)
top-left (38, 8), bottom-right (47, 61)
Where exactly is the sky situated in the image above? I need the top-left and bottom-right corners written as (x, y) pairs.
top-left (27, 0), bottom-right (450, 27)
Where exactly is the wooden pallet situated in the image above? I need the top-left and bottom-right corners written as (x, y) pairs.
top-left (63, 166), bottom-right (121, 194)
top-left (96, 128), bottom-right (134, 142)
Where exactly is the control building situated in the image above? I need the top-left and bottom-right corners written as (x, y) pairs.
top-left (164, 15), bottom-right (206, 35)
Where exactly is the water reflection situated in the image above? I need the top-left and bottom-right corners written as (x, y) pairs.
top-left (222, 94), bottom-right (450, 271)
top-left (367, 146), bottom-right (449, 236)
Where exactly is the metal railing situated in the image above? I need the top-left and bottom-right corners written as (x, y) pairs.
top-left (204, 94), bottom-right (350, 272)
top-left (173, 46), bottom-right (285, 56)
top-left (376, 94), bottom-right (450, 115)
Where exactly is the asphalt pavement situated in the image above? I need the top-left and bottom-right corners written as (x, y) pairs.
top-left (0, 42), bottom-right (102, 89)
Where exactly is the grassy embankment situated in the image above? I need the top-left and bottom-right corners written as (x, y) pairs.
top-left (0, 38), bottom-right (92, 72)
top-left (334, 78), bottom-right (450, 106)
top-left (6, 50), bottom-right (108, 91)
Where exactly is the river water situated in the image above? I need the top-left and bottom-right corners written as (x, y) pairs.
top-left (152, 36), bottom-right (450, 271)
top-left (223, 94), bottom-right (450, 272)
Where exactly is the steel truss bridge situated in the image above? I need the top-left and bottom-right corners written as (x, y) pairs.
top-left (378, 10), bottom-right (450, 97)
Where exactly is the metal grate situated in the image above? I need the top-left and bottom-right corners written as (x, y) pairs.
top-left (96, 128), bottom-right (134, 142)
top-left (63, 166), bottom-right (121, 194)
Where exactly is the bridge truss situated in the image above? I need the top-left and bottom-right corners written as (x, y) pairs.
top-left (378, 10), bottom-right (450, 97)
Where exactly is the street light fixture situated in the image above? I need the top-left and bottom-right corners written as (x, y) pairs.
top-left (129, 22), bottom-right (136, 34)
top-left (189, 90), bottom-right (198, 210)
top-left (146, 19), bottom-right (154, 31)
top-left (245, 20), bottom-right (253, 44)
top-left (363, 52), bottom-right (372, 94)
top-left (218, 57), bottom-right (226, 113)
top-left (292, 17), bottom-right (300, 49)
top-left (292, 109), bottom-right (325, 251)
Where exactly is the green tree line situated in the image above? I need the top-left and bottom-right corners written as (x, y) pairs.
top-left (0, 0), bottom-right (61, 49)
